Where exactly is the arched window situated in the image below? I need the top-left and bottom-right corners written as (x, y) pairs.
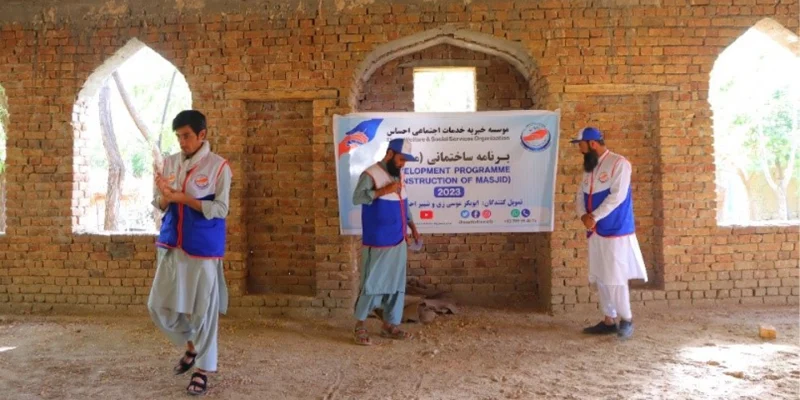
top-left (72, 39), bottom-right (192, 234)
top-left (710, 19), bottom-right (800, 225)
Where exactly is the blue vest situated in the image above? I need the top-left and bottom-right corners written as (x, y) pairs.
top-left (582, 152), bottom-right (636, 238)
top-left (156, 148), bottom-right (228, 258)
top-left (584, 187), bottom-right (635, 237)
top-left (361, 164), bottom-right (407, 247)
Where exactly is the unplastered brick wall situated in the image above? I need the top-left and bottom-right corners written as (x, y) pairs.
top-left (245, 100), bottom-right (316, 296)
top-left (0, 0), bottom-right (796, 316)
top-left (359, 43), bottom-right (534, 111)
top-left (359, 42), bottom-right (544, 306)
top-left (560, 93), bottom-right (663, 286)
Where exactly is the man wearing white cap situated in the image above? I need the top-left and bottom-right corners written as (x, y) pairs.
top-left (571, 127), bottom-right (647, 339)
top-left (351, 138), bottom-right (421, 345)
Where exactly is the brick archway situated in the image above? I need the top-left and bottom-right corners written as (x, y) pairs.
top-left (75, 38), bottom-right (147, 101)
top-left (346, 26), bottom-right (552, 310)
top-left (749, 18), bottom-right (800, 56)
top-left (710, 17), bottom-right (800, 226)
top-left (349, 25), bottom-right (543, 110)
top-left (70, 37), bottom-right (192, 233)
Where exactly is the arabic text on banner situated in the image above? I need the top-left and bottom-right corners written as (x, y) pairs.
top-left (333, 110), bottom-right (561, 234)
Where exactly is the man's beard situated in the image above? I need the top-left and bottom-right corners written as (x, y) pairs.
top-left (583, 149), bottom-right (599, 172)
top-left (386, 159), bottom-right (401, 177)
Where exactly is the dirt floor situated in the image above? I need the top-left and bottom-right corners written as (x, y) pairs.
top-left (0, 304), bottom-right (798, 400)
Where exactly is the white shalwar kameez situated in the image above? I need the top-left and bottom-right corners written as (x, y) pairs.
top-left (147, 141), bottom-right (231, 372)
top-left (577, 150), bottom-right (648, 320)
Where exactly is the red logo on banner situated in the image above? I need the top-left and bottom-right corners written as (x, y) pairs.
top-left (420, 210), bottom-right (434, 220)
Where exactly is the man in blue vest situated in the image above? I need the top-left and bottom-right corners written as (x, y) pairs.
top-left (351, 138), bottom-right (421, 345)
top-left (572, 126), bottom-right (647, 339)
top-left (148, 110), bottom-right (232, 395)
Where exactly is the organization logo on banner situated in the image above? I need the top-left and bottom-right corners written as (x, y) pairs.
top-left (520, 122), bottom-right (551, 152)
top-left (337, 118), bottom-right (383, 159)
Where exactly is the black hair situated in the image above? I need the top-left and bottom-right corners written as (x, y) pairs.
top-left (593, 139), bottom-right (605, 146)
top-left (172, 110), bottom-right (207, 135)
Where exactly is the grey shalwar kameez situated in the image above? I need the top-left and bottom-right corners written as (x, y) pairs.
top-left (147, 141), bottom-right (231, 372)
top-left (352, 161), bottom-right (413, 325)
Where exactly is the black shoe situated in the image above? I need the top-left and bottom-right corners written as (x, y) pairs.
top-left (582, 321), bottom-right (618, 335)
top-left (618, 319), bottom-right (634, 339)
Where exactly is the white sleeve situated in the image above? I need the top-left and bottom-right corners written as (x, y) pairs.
top-left (201, 164), bottom-right (232, 219)
top-left (151, 192), bottom-right (166, 211)
top-left (591, 158), bottom-right (632, 221)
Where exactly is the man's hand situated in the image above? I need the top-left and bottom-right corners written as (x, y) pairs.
top-left (410, 225), bottom-right (421, 242)
top-left (377, 181), bottom-right (401, 197)
top-left (162, 189), bottom-right (204, 212)
top-left (580, 213), bottom-right (596, 230)
top-left (155, 172), bottom-right (175, 196)
top-left (162, 189), bottom-right (189, 204)
top-left (406, 224), bottom-right (421, 245)
top-left (154, 171), bottom-right (203, 212)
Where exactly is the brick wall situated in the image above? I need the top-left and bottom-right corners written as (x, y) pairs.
top-left (359, 43), bottom-right (544, 305)
top-left (561, 93), bottom-right (663, 286)
top-left (359, 43), bottom-right (533, 112)
top-left (0, 0), bottom-right (796, 316)
top-left (245, 101), bottom-right (316, 296)
top-left (0, 86), bottom-right (7, 233)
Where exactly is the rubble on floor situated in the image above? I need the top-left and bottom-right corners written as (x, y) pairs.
top-left (372, 278), bottom-right (459, 324)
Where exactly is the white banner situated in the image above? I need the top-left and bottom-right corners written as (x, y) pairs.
top-left (334, 110), bottom-right (560, 234)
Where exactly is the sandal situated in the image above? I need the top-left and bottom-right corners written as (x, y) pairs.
top-left (380, 325), bottom-right (412, 340)
top-left (174, 350), bottom-right (197, 375)
top-left (354, 326), bottom-right (372, 346)
top-left (186, 372), bottom-right (207, 396)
